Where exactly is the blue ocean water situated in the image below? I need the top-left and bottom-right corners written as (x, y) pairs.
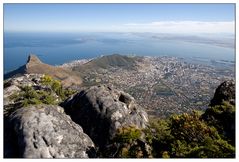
top-left (4, 32), bottom-right (235, 73)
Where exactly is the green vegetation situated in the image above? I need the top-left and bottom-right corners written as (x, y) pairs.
top-left (114, 126), bottom-right (141, 143)
top-left (11, 86), bottom-right (57, 107)
top-left (143, 106), bottom-right (235, 158)
top-left (114, 126), bottom-right (143, 158)
top-left (83, 54), bottom-right (137, 69)
top-left (103, 102), bottom-right (235, 158)
top-left (127, 85), bottom-right (148, 98)
top-left (143, 118), bottom-right (172, 157)
top-left (202, 101), bottom-right (235, 146)
top-left (9, 75), bottom-right (76, 107)
top-left (153, 81), bottom-right (174, 96)
top-left (40, 75), bottom-right (76, 100)
top-left (106, 126), bottom-right (150, 158)
top-left (168, 111), bottom-right (234, 158)
top-left (74, 54), bottom-right (137, 79)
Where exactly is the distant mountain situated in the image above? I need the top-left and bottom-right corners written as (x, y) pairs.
top-left (72, 54), bottom-right (139, 73)
top-left (4, 54), bottom-right (82, 87)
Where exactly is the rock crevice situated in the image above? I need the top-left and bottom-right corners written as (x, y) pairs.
top-left (62, 85), bottom-right (149, 148)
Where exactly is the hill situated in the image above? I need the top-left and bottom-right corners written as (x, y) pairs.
top-left (4, 54), bottom-right (82, 87)
top-left (72, 54), bottom-right (139, 73)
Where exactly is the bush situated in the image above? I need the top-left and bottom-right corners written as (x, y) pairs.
top-left (10, 85), bottom-right (57, 107)
top-left (143, 118), bottom-right (172, 157)
top-left (9, 75), bottom-right (76, 108)
top-left (169, 111), bottom-right (220, 143)
top-left (186, 137), bottom-right (235, 158)
top-left (40, 75), bottom-right (53, 86)
top-left (40, 75), bottom-right (76, 100)
top-left (202, 101), bottom-right (235, 145)
top-left (101, 126), bottom-right (150, 158)
top-left (113, 126), bottom-right (142, 158)
top-left (115, 126), bottom-right (141, 143)
top-left (143, 111), bottom-right (235, 158)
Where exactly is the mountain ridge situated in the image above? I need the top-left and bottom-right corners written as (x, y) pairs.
top-left (4, 54), bottom-right (83, 87)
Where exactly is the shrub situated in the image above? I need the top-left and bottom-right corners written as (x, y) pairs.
top-left (102, 126), bottom-right (149, 158)
top-left (114, 126), bottom-right (141, 143)
top-left (40, 75), bottom-right (53, 86)
top-left (185, 137), bottom-right (235, 158)
top-left (202, 101), bottom-right (235, 145)
top-left (168, 111), bottom-right (235, 158)
top-left (169, 111), bottom-right (220, 143)
top-left (40, 75), bottom-right (76, 100)
top-left (143, 118), bottom-right (172, 158)
top-left (143, 111), bottom-right (235, 158)
top-left (10, 85), bottom-right (57, 107)
top-left (9, 75), bottom-right (76, 108)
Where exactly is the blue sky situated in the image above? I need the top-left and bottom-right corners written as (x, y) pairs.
top-left (4, 4), bottom-right (235, 33)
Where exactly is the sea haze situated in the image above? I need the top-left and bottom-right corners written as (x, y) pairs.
top-left (4, 32), bottom-right (235, 73)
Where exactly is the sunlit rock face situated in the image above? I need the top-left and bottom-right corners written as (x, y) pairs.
top-left (63, 85), bottom-right (149, 147)
top-left (5, 105), bottom-right (96, 158)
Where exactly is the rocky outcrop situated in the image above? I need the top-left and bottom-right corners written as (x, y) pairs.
top-left (62, 85), bottom-right (149, 147)
top-left (4, 74), bottom-right (43, 115)
top-left (4, 54), bottom-right (83, 87)
top-left (5, 105), bottom-right (96, 158)
top-left (4, 74), bottom-right (61, 116)
top-left (210, 80), bottom-right (235, 106)
top-left (4, 73), bottom-right (149, 158)
top-left (26, 54), bottom-right (43, 67)
top-left (202, 80), bottom-right (236, 146)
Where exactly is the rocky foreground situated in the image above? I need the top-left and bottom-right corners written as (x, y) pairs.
top-left (4, 74), bottom-right (149, 158)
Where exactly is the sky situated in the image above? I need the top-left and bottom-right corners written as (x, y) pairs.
top-left (4, 3), bottom-right (235, 34)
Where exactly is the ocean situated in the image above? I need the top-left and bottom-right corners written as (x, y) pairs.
top-left (4, 32), bottom-right (235, 73)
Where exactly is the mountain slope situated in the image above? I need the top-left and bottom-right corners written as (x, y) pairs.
top-left (72, 54), bottom-right (139, 73)
top-left (4, 54), bottom-right (82, 87)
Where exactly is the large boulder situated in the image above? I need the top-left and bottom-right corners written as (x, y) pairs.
top-left (210, 80), bottom-right (235, 106)
top-left (62, 85), bottom-right (149, 147)
top-left (202, 80), bottom-right (236, 146)
top-left (5, 105), bottom-right (96, 158)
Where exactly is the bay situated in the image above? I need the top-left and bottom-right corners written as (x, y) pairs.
top-left (4, 32), bottom-right (235, 73)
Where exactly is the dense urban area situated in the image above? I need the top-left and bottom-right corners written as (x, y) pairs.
top-left (62, 55), bottom-right (235, 118)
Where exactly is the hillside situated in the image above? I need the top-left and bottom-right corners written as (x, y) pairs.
top-left (72, 54), bottom-right (139, 73)
top-left (4, 54), bottom-right (83, 87)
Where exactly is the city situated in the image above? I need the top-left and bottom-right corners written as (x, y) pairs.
top-left (67, 56), bottom-right (235, 118)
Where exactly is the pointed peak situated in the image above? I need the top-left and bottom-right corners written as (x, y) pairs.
top-left (27, 54), bottom-right (42, 64)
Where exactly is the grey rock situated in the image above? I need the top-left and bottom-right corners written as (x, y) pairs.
top-left (210, 80), bottom-right (235, 106)
top-left (4, 74), bottom-right (43, 100)
top-left (3, 74), bottom-right (44, 116)
top-left (6, 104), bottom-right (95, 158)
top-left (3, 74), bottom-right (67, 116)
top-left (63, 85), bottom-right (148, 147)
